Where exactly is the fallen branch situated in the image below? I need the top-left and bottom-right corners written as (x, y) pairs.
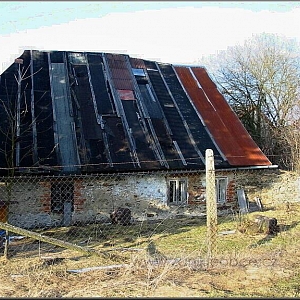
top-left (68, 264), bottom-right (128, 273)
top-left (104, 247), bottom-right (144, 253)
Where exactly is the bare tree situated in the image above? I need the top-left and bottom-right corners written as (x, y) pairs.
top-left (0, 59), bottom-right (38, 175)
top-left (278, 106), bottom-right (300, 172)
top-left (0, 59), bottom-right (42, 258)
top-left (206, 33), bottom-right (300, 169)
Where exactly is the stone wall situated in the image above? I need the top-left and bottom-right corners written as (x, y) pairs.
top-left (232, 168), bottom-right (300, 207)
top-left (3, 168), bottom-right (299, 228)
top-left (72, 174), bottom-right (169, 224)
top-left (6, 180), bottom-right (54, 228)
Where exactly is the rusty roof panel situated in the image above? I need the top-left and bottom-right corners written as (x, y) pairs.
top-left (106, 54), bottom-right (134, 90)
top-left (190, 67), bottom-right (271, 166)
top-left (174, 66), bottom-right (260, 165)
top-left (129, 57), bottom-right (146, 69)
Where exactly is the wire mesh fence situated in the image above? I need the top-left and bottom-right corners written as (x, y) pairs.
top-left (0, 171), bottom-right (208, 262)
top-left (0, 165), bottom-right (299, 277)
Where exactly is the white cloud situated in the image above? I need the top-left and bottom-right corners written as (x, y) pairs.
top-left (1, 6), bottom-right (300, 73)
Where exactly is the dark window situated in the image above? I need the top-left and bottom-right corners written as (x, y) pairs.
top-left (51, 181), bottom-right (74, 213)
top-left (168, 178), bottom-right (187, 205)
top-left (216, 177), bottom-right (227, 203)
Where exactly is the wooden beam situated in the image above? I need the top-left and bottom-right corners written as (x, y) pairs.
top-left (0, 222), bottom-right (102, 256)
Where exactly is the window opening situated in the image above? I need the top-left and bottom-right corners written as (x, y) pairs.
top-left (132, 68), bottom-right (148, 84)
top-left (216, 177), bottom-right (227, 203)
top-left (51, 181), bottom-right (74, 213)
top-left (168, 178), bottom-right (187, 205)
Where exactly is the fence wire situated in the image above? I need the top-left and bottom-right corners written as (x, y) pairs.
top-left (0, 168), bottom-right (299, 275)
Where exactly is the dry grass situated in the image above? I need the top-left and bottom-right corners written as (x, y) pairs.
top-left (0, 202), bottom-right (300, 297)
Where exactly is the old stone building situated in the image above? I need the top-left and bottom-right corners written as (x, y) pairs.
top-left (0, 50), bottom-right (277, 228)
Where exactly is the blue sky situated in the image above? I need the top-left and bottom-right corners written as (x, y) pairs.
top-left (1, 1), bottom-right (299, 34)
top-left (1, 1), bottom-right (300, 72)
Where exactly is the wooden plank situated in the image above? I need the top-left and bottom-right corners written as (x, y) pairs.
top-left (237, 189), bottom-right (249, 214)
top-left (0, 222), bottom-right (102, 256)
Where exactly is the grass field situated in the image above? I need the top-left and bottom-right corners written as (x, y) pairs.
top-left (0, 202), bottom-right (299, 297)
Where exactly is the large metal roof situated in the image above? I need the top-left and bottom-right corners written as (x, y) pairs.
top-left (0, 50), bottom-right (272, 174)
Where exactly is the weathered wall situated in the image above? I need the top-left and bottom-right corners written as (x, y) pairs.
top-left (232, 169), bottom-right (300, 207)
top-left (72, 174), bottom-right (169, 223)
top-left (4, 175), bottom-right (170, 228)
top-left (3, 168), bottom-right (299, 228)
top-left (4, 181), bottom-right (54, 228)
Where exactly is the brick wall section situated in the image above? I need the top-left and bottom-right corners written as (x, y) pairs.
top-left (187, 172), bottom-right (237, 214)
top-left (5, 180), bottom-right (53, 228)
top-left (227, 179), bottom-right (236, 203)
top-left (73, 179), bottom-right (85, 212)
top-left (40, 181), bottom-right (51, 213)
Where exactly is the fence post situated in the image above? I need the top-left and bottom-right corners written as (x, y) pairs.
top-left (206, 149), bottom-right (217, 266)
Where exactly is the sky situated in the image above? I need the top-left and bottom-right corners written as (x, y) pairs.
top-left (1, 1), bottom-right (300, 73)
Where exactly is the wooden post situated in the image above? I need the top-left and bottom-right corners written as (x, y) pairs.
top-left (205, 149), bottom-right (217, 265)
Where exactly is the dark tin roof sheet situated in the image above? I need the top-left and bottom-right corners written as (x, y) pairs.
top-left (0, 50), bottom-right (271, 174)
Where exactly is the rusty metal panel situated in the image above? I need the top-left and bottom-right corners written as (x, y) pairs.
top-left (191, 67), bottom-right (271, 166)
top-left (129, 57), bottom-right (146, 69)
top-left (175, 66), bottom-right (270, 166)
top-left (117, 89), bottom-right (136, 100)
top-left (106, 54), bottom-right (134, 90)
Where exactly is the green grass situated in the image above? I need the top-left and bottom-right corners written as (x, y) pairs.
top-left (2, 202), bottom-right (300, 297)
top-left (23, 204), bottom-right (299, 260)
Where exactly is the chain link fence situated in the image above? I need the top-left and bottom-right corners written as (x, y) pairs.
top-left (0, 163), bottom-right (299, 275)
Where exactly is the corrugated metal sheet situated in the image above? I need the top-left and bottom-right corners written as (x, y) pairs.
top-left (86, 53), bottom-right (115, 115)
top-left (102, 116), bottom-right (134, 169)
top-left (157, 63), bottom-right (228, 166)
top-left (175, 66), bottom-right (271, 166)
top-left (128, 59), bottom-right (184, 168)
top-left (174, 65), bottom-right (245, 164)
top-left (191, 67), bottom-right (271, 166)
top-left (144, 60), bottom-right (204, 168)
top-left (105, 53), bottom-right (161, 169)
